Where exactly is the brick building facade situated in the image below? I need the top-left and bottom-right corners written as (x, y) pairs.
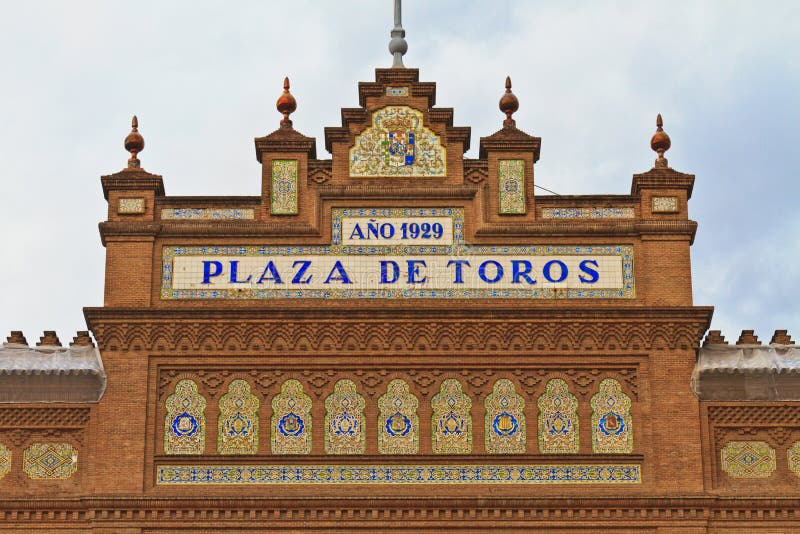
top-left (0, 58), bottom-right (799, 532)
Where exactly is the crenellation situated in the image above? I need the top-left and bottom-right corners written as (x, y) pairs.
top-left (6, 331), bottom-right (27, 345)
top-left (69, 331), bottom-right (94, 347)
top-left (736, 329), bottom-right (761, 345)
top-left (703, 329), bottom-right (728, 346)
top-left (36, 331), bottom-right (61, 347)
top-left (771, 329), bottom-right (793, 345)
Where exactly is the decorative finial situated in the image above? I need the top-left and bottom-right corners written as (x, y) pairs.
top-left (124, 115), bottom-right (145, 170)
top-left (276, 76), bottom-right (297, 128)
top-left (650, 113), bottom-right (671, 168)
top-left (389, 0), bottom-right (408, 68)
top-left (499, 76), bottom-right (519, 128)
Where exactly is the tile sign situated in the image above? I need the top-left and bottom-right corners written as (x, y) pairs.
top-left (161, 208), bottom-right (634, 300)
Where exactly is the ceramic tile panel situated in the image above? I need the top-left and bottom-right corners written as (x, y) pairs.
top-left (498, 160), bottom-right (525, 214)
top-left (23, 442), bottom-right (77, 480)
top-left (349, 106), bottom-right (446, 177)
top-left (271, 160), bottom-right (299, 215)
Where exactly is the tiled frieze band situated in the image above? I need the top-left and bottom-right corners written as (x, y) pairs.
top-left (161, 208), bottom-right (255, 220)
top-left (157, 463), bottom-right (641, 485)
top-left (540, 207), bottom-right (635, 219)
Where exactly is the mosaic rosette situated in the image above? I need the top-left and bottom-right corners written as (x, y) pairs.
top-left (484, 379), bottom-right (526, 454)
top-left (218, 379), bottom-right (260, 455)
top-left (271, 159), bottom-right (298, 215)
top-left (271, 379), bottom-right (312, 454)
top-left (498, 159), bottom-right (525, 214)
top-left (788, 441), bottom-right (800, 478)
top-left (721, 441), bottom-right (776, 479)
top-left (325, 379), bottom-right (366, 455)
top-left (537, 378), bottom-right (579, 454)
top-left (158, 463), bottom-right (642, 485)
top-left (349, 106), bottom-right (446, 177)
top-left (0, 443), bottom-right (9, 480)
top-left (23, 442), bottom-right (77, 480)
top-left (164, 379), bottom-right (206, 455)
top-left (378, 379), bottom-right (419, 454)
top-left (590, 378), bottom-right (632, 454)
top-left (431, 379), bottom-right (472, 454)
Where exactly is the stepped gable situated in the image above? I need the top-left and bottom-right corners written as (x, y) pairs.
top-left (323, 68), bottom-right (471, 180)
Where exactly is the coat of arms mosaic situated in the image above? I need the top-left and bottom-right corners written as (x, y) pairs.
top-left (325, 379), bottom-right (366, 455)
top-left (164, 379), bottom-right (206, 455)
top-left (218, 379), bottom-right (260, 455)
top-left (431, 378), bottom-right (472, 454)
top-left (538, 378), bottom-right (579, 454)
top-left (590, 379), bottom-right (633, 454)
top-left (349, 106), bottom-right (446, 177)
top-left (271, 379), bottom-right (312, 454)
top-left (378, 378), bottom-right (419, 454)
top-left (484, 379), bottom-right (526, 454)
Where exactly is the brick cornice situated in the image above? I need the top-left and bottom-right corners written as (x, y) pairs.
top-left (100, 172), bottom-right (165, 200)
top-left (2, 496), bottom-right (800, 527)
top-left (84, 306), bottom-right (713, 353)
top-left (631, 168), bottom-right (695, 198)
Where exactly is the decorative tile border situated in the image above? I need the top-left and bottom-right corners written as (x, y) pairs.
top-left (118, 198), bottom-right (145, 214)
top-left (652, 196), bottom-right (679, 213)
top-left (161, 208), bottom-right (255, 220)
top-left (541, 208), bottom-right (635, 219)
top-left (157, 463), bottom-right (641, 485)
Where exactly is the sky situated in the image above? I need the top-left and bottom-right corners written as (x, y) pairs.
top-left (0, 1), bottom-right (798, 346)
